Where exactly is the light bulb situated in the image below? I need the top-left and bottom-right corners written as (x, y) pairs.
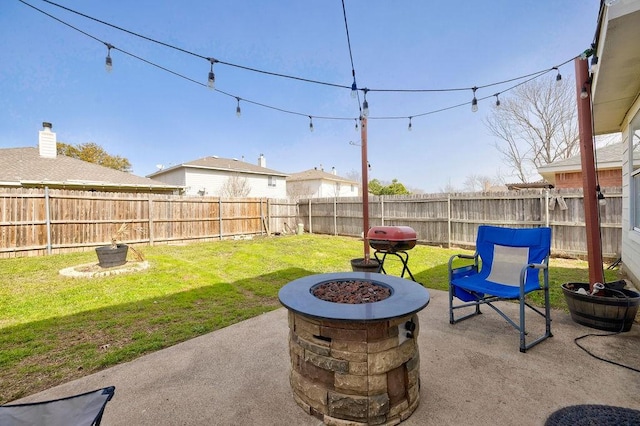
top-left (362, 89), bottom-right (369, 117)
top-left (351, 82), bottom-right (357, 99)
top-left (309, 116), bottom-right (314, 132)
top-left (495, 94), bottom-right (501, 107)
top-left (556, 71), bottom-right (562, 83)
top-left (207, 58), bottom-right (216, 90)
top-left (580, 86), bottom-right (589, 99)
top-left (354, 119), bottom-right (358, 131)
top-left (598, 191), bottom-right (606, 205)
top-left (236, 98), bottom-right (241, 118)
top-left (408, 117), bottom-right (412, 132)
top-left (590, 55), bottom-right (599, 74)
top-left (105, 44), bottom-right (113, 73)
top-left (471, 87), bottom-right (478, 112)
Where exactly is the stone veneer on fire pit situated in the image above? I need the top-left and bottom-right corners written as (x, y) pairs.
top-left (279, 272), bottom-right (430, 425)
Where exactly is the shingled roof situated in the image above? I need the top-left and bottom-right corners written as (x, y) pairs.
top-left (287, 168), bottom-right (358, 184)
top-left (537, 143), bottom-right (627, 174)
top-left (0, 147), bottom-right (180, 192)
top-left (146, 156), bottom-right (288, 178)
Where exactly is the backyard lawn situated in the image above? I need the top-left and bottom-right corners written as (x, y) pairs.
top-left (0, 234), bottom-right (620, 403)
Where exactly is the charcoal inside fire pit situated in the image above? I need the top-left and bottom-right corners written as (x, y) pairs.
top-left (312, 280), bottom-right (391, 304)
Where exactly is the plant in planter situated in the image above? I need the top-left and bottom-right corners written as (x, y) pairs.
top-left (562, 280), bottom-right (640, 332)
top-left (95, 223), bottom-right (144, 268)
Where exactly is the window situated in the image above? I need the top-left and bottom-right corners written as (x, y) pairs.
top-left (632, 118), bottom-right (640, 230)
top-left (268, 176), bottom-right (276, 187)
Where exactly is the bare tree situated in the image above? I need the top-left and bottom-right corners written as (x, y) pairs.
top-left (219, 175), bottom-right (251, 197)
top-left (484, 75), bottom-right (579, 182)
top-left (287, 182), bottom-right (315, 202)
top-left (439, 179), bottom-right (458, 194)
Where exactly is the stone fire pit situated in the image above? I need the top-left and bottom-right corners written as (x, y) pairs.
top-left (278, 272), bottom-right (430, 425)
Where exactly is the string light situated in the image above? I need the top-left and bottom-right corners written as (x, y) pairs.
top-left (362, 89), bottom-right (369, 117)
top-left (495, 93), bottom-right (501, 107)
top-left (20, 0), bottom-right (591, 129)
top-left (590, 55), bottom-right (599, 74)
top-left (580, 85), bottom-right (589, 99)
top-left (207, 57), bottom-right (216, 89)
top-left (554, 67), bottom-right (562, 83)
top-left (471, 87), bottom-right (478, 112)
top-left (309, 116), bottom-right (314, 132)
top-left (105, 43), bottom-right (113, 73)
top-left (354, 118), bottom-right (358, 131)
top-left (351, 81), bottom-right (357, 98)
top-left (236, 97), bottom-right (241, 117)
top-left (408, 117), bottom-right (412, 132)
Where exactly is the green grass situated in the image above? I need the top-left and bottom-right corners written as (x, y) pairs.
top-left (0, 234), bottom-right (619, 403)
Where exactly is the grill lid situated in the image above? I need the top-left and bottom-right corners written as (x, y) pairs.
top-left (367, 226), bottom-right (417, 242)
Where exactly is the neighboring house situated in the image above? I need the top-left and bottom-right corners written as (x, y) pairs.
top-left (591, 0), bottom-right (640, 286)
top-left (537, 143), bottom-right (628, 189)
top-left (0, 123), bottom-right (181, 194)
top-left (147, 154), bottom-right (288, 198)
top-left (287, 167), bottom-right (360, 199)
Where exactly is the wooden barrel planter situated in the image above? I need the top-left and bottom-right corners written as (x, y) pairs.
top-left (95, 244), bottom-right (129, 268)
top-left (350, 258), bottom-right (381, 273)
top-left (561, 282), bottom-right (640, 332)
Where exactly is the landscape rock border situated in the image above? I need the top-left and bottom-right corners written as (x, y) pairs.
top-left (59, 261), bottom-right (150, 278)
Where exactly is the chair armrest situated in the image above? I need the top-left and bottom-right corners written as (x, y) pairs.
top-left (448, 253), bottom-right (479, 280)
top-left (527, 262), bottom-right (548, 270)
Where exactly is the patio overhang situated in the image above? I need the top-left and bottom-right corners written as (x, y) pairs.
top-left (591, 1), bottom-right (640, 135)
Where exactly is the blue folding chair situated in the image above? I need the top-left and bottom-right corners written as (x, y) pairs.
top-left (0, 386), bottom-right (115, 426)
top-left (448, 226), bottom-right (552, 352)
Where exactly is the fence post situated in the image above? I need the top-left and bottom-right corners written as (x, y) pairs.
top-left (219, 198), bottom-right (223, 240)
top-left (308, 199), bottom-right (313, 234)
top-left (544, 189), bottom-right (550, 227)
top-left (148, 194), bottom-right (155, 246)
top-left (381, 195), bottom-right (385, 226)
top-left (447, 194), bottom-right (452, 249)
top-left (45, 186), bottom-right (52, 255)
top-left (334, 197), bottom-right (337, 236)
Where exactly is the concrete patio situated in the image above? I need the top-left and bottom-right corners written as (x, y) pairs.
top-left (13, 289), bottom-right (640, 425)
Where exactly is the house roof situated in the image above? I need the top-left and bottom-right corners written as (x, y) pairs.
top-left (0, 147), bottom-right (181, 191)
top-left (537, 143), bottom-right (629, 175)
top-left (287, 169), bottom-right (359, 184)
top-left (506, 181), bottom-right (554, 191)
top-left (592, 1), bottom-right (640, 134)
top-left (146, 156), bottom-right (288, 178)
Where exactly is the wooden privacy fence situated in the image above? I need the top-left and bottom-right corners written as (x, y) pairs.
top-left (0, 188), bottom-right (298, 257)
top-left (297, 188), bottom-right (623, 259)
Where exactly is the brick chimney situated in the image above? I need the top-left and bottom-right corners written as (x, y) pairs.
top-left (258, 153), bottom-right (266, 168)
top-left (38, 122), bottom-right (57, 159)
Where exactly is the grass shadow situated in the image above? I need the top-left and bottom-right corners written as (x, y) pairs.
top-left (0, 267), bottom-right (313, 404)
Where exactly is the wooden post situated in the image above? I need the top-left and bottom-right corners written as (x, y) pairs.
top-left (361, 116), bottom-right (370, 262)
top-left (575, 57), bottom-right (604, 289)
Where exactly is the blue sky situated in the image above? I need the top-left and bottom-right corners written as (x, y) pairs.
top-left (0, 1), bottom-right (601, 192)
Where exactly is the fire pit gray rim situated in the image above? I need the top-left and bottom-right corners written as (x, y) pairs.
top-left (278, 272), bottom-right (430, 321)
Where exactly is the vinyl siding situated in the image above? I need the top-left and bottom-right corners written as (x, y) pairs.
top-left (622, 99), bottom-right (640, 286)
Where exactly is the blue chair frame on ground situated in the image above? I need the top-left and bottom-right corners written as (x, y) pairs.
top-left (448, 225), bottom-right (552, 352)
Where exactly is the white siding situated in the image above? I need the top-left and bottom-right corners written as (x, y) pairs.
top-left (149, 169), bottom-right (186, 186)
top-left (173, 169), bottom-right (286, 198)
top-left (290, 179), bottom-right (359, 199)
top-left (622, 98), bottom-right (640, 286)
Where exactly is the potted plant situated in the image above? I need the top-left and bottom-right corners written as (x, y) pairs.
top-left (562, 280), bottom-right (640, 332)
top-left (95, 223), bottom-right (130, 268)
